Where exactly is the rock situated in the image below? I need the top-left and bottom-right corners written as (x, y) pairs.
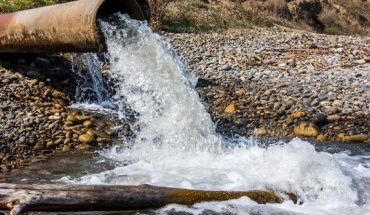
top-left (105, 129), bottom-right (118, 136)
top-left (46, 141), bottom-right (58, 148)
top-left (303, 99), bottom-right (311, 107)
top-left (316, 134), bottom-right (326, 141)
top-left (341, 135), bottom-right (369, 143)
top-left (52, 90), bottom-right (64, 98)
top-left (224, 104), bottom-right (236, 114)
top-left (327, 114), bottom-right (341, 121)
top-left (18, 136), bottom-right (26, 144)
top-left (62, 145), bottom-right (71, 152)
top-left (325, 106), bottom-right (338, 114)
top-left (78, 134), bottom-right (94, 144)
top-left (221, 65), bottom-right (232, 70)
top-left (48, 115), bottom-right (62, 120)
top-left (332, 100), bottom-right (344, 106)
top-left (26, 70), bottom-right (41, 77)
top-left (83, 120), bottom-right (93, 127)
top-left (291, 111), bottom-right (306, 118)
top-left (285, 118), bottom-right (294, 126)
top-left (54, 138), bottom-right (63, 145)
top-left (75, 144), bottom-right (93, 150)
top-left (36, 57), bottom-right (50, 65)
top-left (337, 133), bottom-right (346, 139)
top-left (97, 137), bottom-right (110, 143)
top-left (64, 121), bottom-right (74, 126)
top-left (255, 128), bottom-right (268, 137)
top-left (294, 122), bottom-right (319, 137)
top-left (76, 115), bottom-right (90, 122)
top-left (356, 59), bottom-right (366, 64)
top-left (34, 143), bottom-right (45, 149)
top-left (43, 89), bottom-right (52, 97)
top-left (86, 130), bottom-right (96, 138)
top-left (236, 89), bottom-right (246, 95)
top-left (66, 115), bottom-right (79, 123)
top-left (64, 138), bottom-right (71, 144)
top-left (237, 118), bottom-right (252, 125)
top-left (5, 113), bottom-right (14, 120)
top-left (313, 113), bottom-right (327, 126)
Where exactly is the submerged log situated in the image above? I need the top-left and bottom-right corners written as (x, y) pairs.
top-left (0, 183), bottom-right (298, 215)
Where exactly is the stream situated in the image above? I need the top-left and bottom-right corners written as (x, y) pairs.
top-left (8, 13), bottom-right (370, 215)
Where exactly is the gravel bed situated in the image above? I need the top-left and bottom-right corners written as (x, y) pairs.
top-left (0, 55), bottom-right (127, 172)
top-left (167, 27), bottom-right (370, 142)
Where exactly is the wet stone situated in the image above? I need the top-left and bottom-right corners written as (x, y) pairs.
top-left (78, 134), bottom-right (95, 144)
top-left (294, 122), bottom-right (320, 137)
top-left (255, 128), bottom-right (268, 137)
top-left (26, 71), bottom-right (41, 78)
top-left (313, 113), bottom-right (327, 126)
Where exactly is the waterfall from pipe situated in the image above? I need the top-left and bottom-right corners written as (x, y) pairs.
top-left (63, 13), bottom-right (370, 215)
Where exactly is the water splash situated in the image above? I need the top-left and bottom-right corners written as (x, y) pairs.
top-left (71, 53), bottom-right (115, 109)
top-left (62, 13), bottom-right (370, 215)
top-left (98, 14), bottom-right (222, 152)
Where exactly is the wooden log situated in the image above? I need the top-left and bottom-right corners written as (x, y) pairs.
top-left (0, 183), bottom-right (298, 215)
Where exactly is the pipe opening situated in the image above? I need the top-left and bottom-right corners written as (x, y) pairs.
top-left (97, 0), bottom-right (150, 21)
top-left (96, 0), bottom-right (150, 52)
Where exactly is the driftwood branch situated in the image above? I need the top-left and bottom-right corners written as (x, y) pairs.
top-left (0, 183), bottom-right (298, 214)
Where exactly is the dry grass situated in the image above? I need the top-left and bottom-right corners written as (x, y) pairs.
top-left (265, 0), bottom-right (291, 19)
top-left (1, 0), bottom-right (369, 36)
top-left (162, 0), bottom-right (370, 36)
top-left (0, 0), bottom-right (54, 13)
top-left (163, 0), bottom-right (273, 33)
top-left (148, 0), bottom-right (169, 32)
top-left (321, 0), bottom-right (370, 35)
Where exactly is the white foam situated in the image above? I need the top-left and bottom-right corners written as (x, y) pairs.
top-left (62, 14), bottom-right (370, 215)
top-left (60, 138), bottom-right (370, 214)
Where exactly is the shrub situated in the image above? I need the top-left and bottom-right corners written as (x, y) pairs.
top-left (148, 0), bottom-right (169, 31)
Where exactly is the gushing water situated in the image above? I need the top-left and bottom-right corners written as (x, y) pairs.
top-left (97, 14), bottom-right (222, 152)
top-left (72, 53), bottom-right (110, 105)
top-left (63, 14), bottom-right (370, 215)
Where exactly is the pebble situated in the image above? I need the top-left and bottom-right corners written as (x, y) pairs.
top-left (83, 120), bottom-right (93, 127)
top-left (340, 135), bottom-right (369, 143)
top-left (255, 128), bottom-right (268, 137)
top-left (48, 115), bottom-right (62, 120)
top-left (317, 134), bottom-right (326, 141)
top-left (26, 70), bottom-right (41, 77)
top-left (327, 114), bottom-right (341, 121)
top-left (313, 113), bottom-right (327, 126)
top-left (224, 104), bottom-right (236, 114)
top-left (294, 122), bottom-right (320, 137)
top-left (5, 113), bottom-right (14, 119)
top-left (78, 134), bottom-right (95, 144)
top-left (62, 145), bottom-right (71, 152)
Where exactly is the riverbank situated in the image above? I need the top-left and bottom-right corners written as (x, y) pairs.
top-left (0, 27), bottom-right (369, 173)
top-left (0, 54), bottom-right (127, 172)
top-left (167, 27), bottom-right (370, 143)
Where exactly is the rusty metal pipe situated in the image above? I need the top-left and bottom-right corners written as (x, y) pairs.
top-left (0, 0), bottom-right (150, 53)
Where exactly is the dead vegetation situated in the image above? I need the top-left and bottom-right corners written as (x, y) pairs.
top-left (0, 0), bottom-right (54, 13)
top-left (162, 0), bottom-right (370, 36)
top-left (0, 0), bottom-right (369, 36)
